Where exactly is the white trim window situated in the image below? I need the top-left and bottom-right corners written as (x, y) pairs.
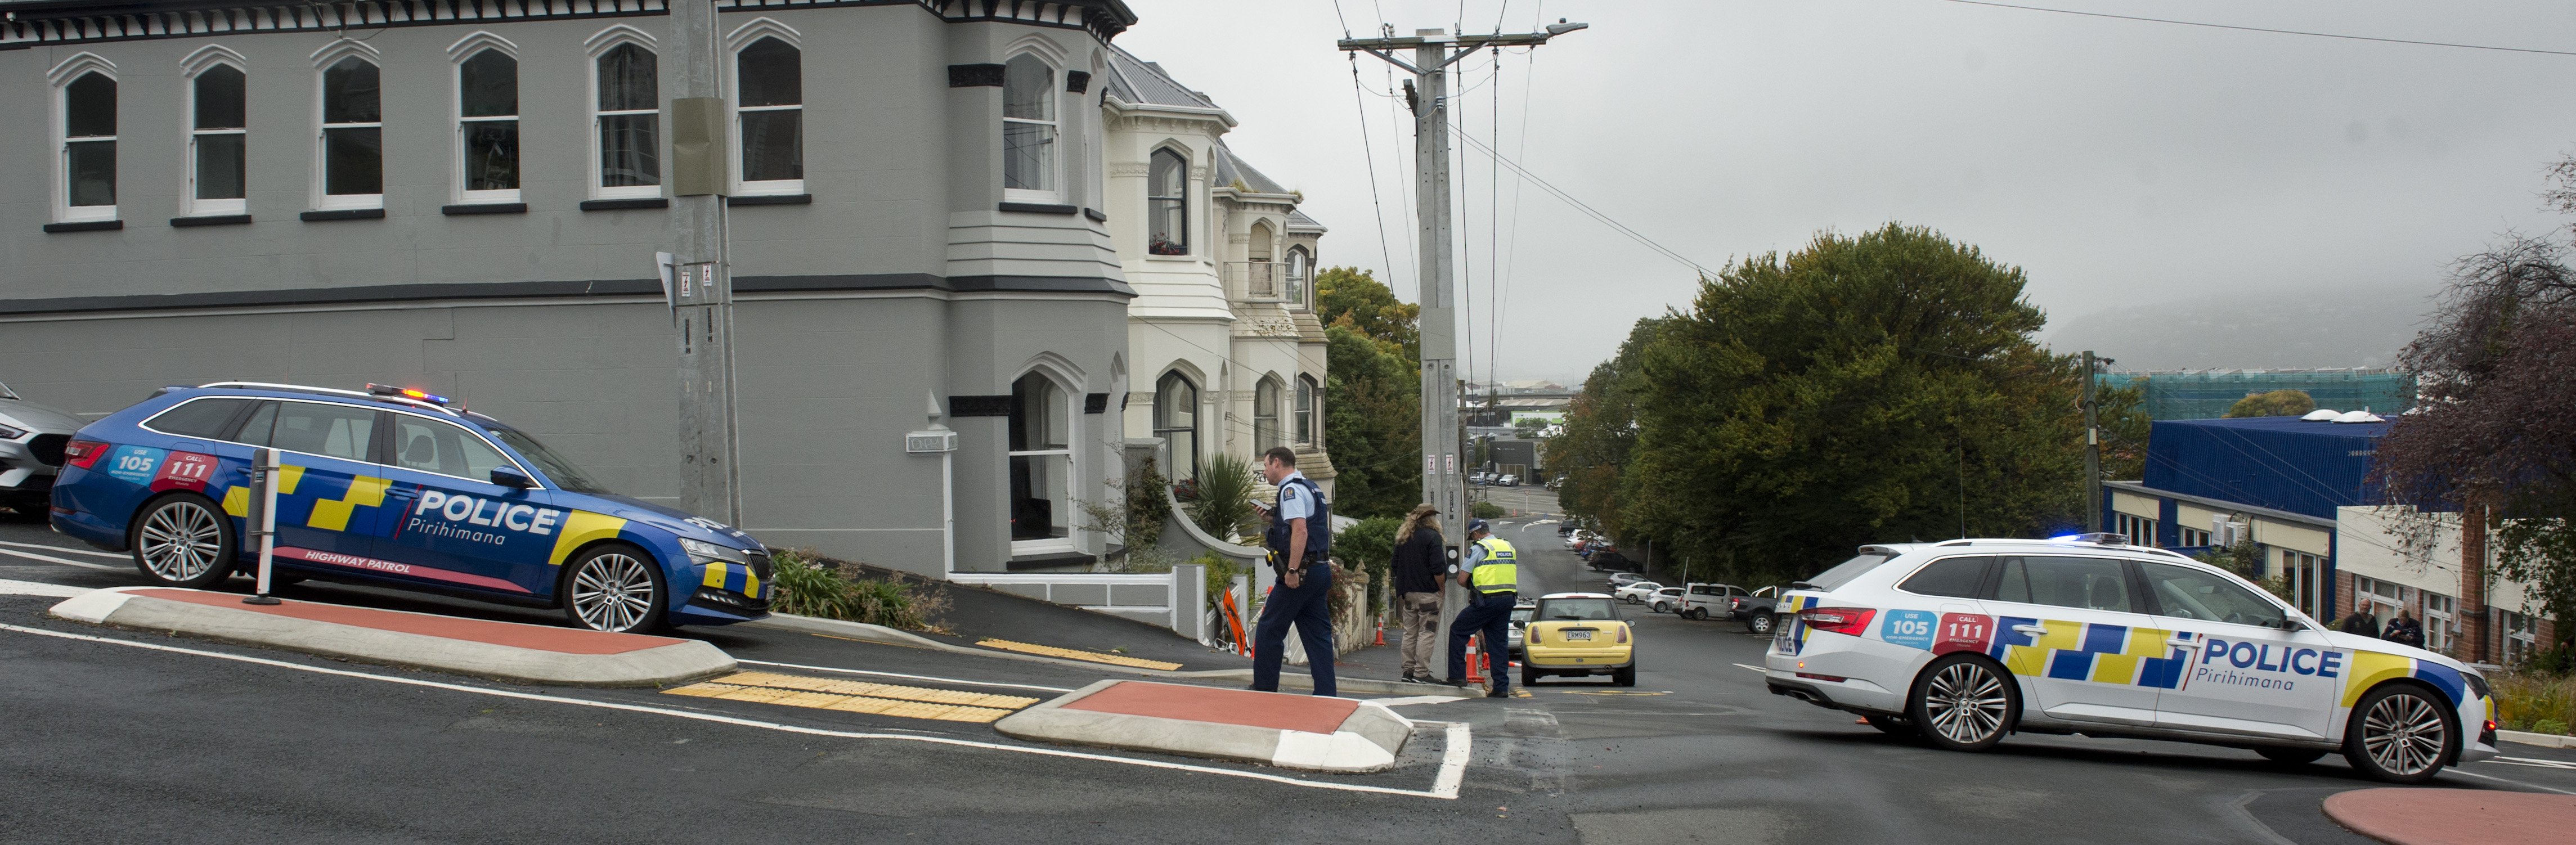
top-left (1002, 54), bottom-right (1058, 202)
top-left (733, 36), bottom-right (804, 194)
top-left (1146, 149), bottom-right (1187, 255)
top-left (1254, 377), bottom-right (1283, 451)
top-left (1295, 375), bottom-right (1318, 445)
top-left (317, 56), bottom-right (384, 209)
top-left (592, 41), bottom-right (660, 199)
top-left (2279, 549), bottom-right (2323, 621)
top-left (1008, 372), bottom-right (1076, 553)
top-left (2176, 526), bottom-right (2211, 548)
top-left (2422, 591), bottom-right (2456, 654)
top-left (456, 48), bottom-right (520, 203)
top-left (2503, 610), bottom-right (2541, 666)
top-left (1285, 246), bottom-right (1312, 310)
top-left (1154, 371), bottom-right (1199, 483)
top-left (186, 62), bottom-right (246, 217)
top-left (57, 66), bottom-right (119, 222)
top-left (2114, 512), bottom-right (2156, 549)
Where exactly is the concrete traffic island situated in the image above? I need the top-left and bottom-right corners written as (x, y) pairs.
top-left (994, 680), bottom-right (1415, 772)
top-left (49, 587), bottom-right (734, 687)
top-left (2321, 788), bottom-right (2576, 845)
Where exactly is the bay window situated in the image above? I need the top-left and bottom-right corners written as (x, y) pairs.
top-left (188, 64), bottom-right (246, 216)
top-left (1002, 55), bottom-right (1056, 200)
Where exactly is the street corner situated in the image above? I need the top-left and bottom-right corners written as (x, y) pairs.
top-left (994, 679), bottom-right (1415, 773)
top-left (48, 586), bottom-right (734, 687)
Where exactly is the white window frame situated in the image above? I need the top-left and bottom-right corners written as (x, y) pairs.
top-left (726, 20), bottom-right (804, 197)
top-left (449, 34), bottom-right (523, 205)
top-left (1285, 246), bottom-right (1312, 311)
top-left (2503, 610), bottom-right (2540, 666)
top-left (2114, 512), bottom-right (2156, 549)
top-left (2176, 526), bottom-right (2211, 548)
top-left (49, 53), bottom-right (119, 224)
top-left (586, 26), bottom-right (662, 200)
top-left (1254, 377), bottom-right (1283, 451)
top-left (311, 43), bottom-right (385, 212)
top-left (1145, 147), bottom-right (1191, 258)
top-left (2278, 549), bottom-right (2323, 621)
top-left (2421, 591), bottom-right (2455, 653)
top-left (1008, 371), bottom-right (1078, 556)
top-left (1000, 52), bottom-right (1061, 205)
top-left (179, 48), bottom-right (248, 218)
top-left (1295, 375), bottom-right (1317, 445)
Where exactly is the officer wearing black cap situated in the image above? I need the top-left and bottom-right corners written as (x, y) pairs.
top-left (1444, 518), bottom-right (1516, 697)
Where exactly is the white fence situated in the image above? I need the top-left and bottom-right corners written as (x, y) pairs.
top-left (947, 565), bottom-right (1207, 639)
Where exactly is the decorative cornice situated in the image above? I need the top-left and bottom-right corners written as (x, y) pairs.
top-left (1, 0), bottom-right (1135, 50)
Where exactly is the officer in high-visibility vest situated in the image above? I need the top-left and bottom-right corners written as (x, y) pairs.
top-left (1444, 519), bottom-right (1516, 697)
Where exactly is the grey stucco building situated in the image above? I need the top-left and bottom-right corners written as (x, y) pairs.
top-left (2, 0), bottom-right (1146, 578)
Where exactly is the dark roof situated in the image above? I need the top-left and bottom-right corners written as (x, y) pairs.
top-left (2140, 416), bottom-right (2390, 519)
top-left (1212, 143), bottom-right (1289, 194)
top-left (1286, 210), bottom-right (1327, 231)
top-left (1102, 44), bottom-right (1219, 110)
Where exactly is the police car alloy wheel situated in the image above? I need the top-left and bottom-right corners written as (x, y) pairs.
top-left (564, 545), bottom-right (664, 633)
top-left (132, 495), bottom-right (233, 588)
top-left (2344, 684), bottom-right (2454, 784)
top-left (1910, 655), bottom-right (2016, 751)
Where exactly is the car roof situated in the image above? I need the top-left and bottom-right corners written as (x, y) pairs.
top-left (178, 381), bottom-right (469, 420)
top-left (1541, 592), bottom-right (1614, 599)
top-left (1872, 537), bottom-right (2199, 564)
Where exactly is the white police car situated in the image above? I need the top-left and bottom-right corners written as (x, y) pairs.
top-left (1765, 534), bottom-right (2497, 783)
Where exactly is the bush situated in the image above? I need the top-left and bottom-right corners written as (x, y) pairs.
top-left (1333, 515), bottom-right (1401, 613)
top-left (2494, 671), bottom-right (2576, 735)
top-left (1188, 453), bottom-right (1262, 541)
top-left (1469, 501), bottom-right (1506, 519)
top-left (1125, 457), bottom-right (1172, 549)
top-left (767, 547), bottom-right (947, 631)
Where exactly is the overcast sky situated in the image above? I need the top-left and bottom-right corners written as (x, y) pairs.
top-left (1113, 1), bottom-right (2576, 382)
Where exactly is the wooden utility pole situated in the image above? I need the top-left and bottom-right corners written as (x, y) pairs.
top-left (2082, 350), bottom-right (2102, 533)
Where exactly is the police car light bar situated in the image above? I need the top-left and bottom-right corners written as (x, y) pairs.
top-left (2049, 532), bottom-right (2129, 546)
top-left (366, 384), bottom-right (450, 405)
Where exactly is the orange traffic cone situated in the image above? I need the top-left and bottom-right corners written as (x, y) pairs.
top-left (1465, 636), bottom-right (1486, 682)
top-left (1373, 619), bottom-right (1388, 646)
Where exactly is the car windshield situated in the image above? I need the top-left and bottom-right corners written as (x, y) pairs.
top-left (1801, 552), bottom-right (1894, 591)
top-left (1539, 598), bottom-right (1618, 621)
top-left (480, 422), bottom-right (612, 495)
top-left (1510, 607), bottom-right (1534, 625)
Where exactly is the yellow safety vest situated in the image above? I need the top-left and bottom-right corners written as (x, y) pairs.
top-left (1470, 538), bottom-right (1518, 594)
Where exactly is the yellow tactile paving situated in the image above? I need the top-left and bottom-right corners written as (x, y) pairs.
top-left (660, 671), bottom-right (1039, 723)
top-left (972, 639), bottom-right (1184, 671)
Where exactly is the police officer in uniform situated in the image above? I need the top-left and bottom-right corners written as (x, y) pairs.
top-left (1444, 519), bottom-right (1516, 698)
top-left (1250, 446), bottom-right (1336, 696)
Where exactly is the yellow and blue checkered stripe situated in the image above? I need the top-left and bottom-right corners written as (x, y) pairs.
top-left (701, 561), bottom-right (766, 599)
top-left (1987, 616), bottom-right (2194, 690)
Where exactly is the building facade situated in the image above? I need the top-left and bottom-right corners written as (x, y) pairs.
top-left (1097, 46), bottom-right (1334, 497)
top-left (3, 0), bottom-right (1147, 579)
top-left (2104, 416), bottom-right (2555, 665)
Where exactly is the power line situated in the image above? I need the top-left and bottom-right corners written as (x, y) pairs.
top-left (1348, 53), bottom-right (1399, 287)
top-left (1448, 127), bottom-right (1717, 278)
top-left (1944, 1), bottom-right (2576, 58)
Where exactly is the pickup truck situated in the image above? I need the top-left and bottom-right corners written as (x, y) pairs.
top-left (1677, 583), bottom-right (1781, 633)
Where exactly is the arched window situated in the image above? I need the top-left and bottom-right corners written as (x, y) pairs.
top-left (59, 70), bottom-right (118, 221)
top-left (1153, 371), bottom-right (1199, 482)
top-left (319, 56), bottom-right (383, 208)
top-left (593, 42), bottom-right (659, 198)
top-left (1002, 55), bottom-right (1056, 199)
top-left (1008, 372), bottom-right (1074, 548)
top-left (188, 64), bottom-right (246, 217)
top-left (735, 36), bottom-right (802, 192)
top-left (1295, 375), bottom-right (1319, 445)
top-left (1147, 149), bottom-right (1187, 255)
top-left (457, 49), bottom-right (519, 201)
top-left (1254, 378), bottom-right (1283, 451)
top-left (1285, 247), bottom-right (1312, 311)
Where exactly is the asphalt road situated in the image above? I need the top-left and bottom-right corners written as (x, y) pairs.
top-left (5, 508), bottom-right (2575, 843)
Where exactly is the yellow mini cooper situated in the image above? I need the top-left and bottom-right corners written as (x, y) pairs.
top-left (1522, 592), bottom-right (1637, 686)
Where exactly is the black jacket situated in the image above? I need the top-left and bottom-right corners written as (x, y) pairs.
top-left (2338, 612), bottom-right (2380, 637)
top-left (1392, 528), bottom-right (1444, 594)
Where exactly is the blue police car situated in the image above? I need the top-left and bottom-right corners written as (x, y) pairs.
top-left (49, 381), bottom-right (771, 633)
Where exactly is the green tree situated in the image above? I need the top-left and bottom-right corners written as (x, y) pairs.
top-left (1590, 224), bottom-right (2088, 587)
top-left (1314, 267), bottom-right (1420, 359)
top-left (1550, 318), bottom-right (1670, 545)
top-left (1323, 324), bottom-right (1421, 518)
top-left (2097, 381), bottom-right (2151, 480)
top-left (2224, 389), bottom-right (2317, 418)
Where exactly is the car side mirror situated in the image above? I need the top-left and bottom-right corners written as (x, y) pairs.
top-left (2277, 618), bottom-right (2307, 632)
top-left (490, 465), bottom-right (536, 489)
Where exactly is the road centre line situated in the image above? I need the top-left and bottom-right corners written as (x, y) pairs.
top-left (735, 658), bottom-right (1076, 693)
top-left (0, 539), bottom-right (124, 559)
top-left (0, 546), bottom-right (124, 572)
top-left (2448, 766), bottom-right (2576, 795)
top-left (0, 622), bottom-right (1473, 799)
top-left (2489, 756), bottom-right (2576, 770)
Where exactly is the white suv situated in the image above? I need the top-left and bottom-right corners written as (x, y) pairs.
top-left (1765, 536), bottom-right (2497, 783)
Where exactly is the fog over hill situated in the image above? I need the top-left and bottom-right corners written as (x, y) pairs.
top-left (2043, 282), bottom-right (2443, 371)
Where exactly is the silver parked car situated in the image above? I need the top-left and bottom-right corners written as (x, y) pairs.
top-left (0, 381), bottom-right (81, 518)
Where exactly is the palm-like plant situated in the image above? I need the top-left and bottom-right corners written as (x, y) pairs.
top-left (1189, 452), bottom-right (1264, 542)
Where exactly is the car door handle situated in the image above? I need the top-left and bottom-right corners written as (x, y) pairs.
top-left (2012, 625), bottom-right (2048, 636)
top-left (2166, 637), bottom-right (2197, 648)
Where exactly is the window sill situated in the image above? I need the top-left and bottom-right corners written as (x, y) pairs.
top-left (441, 203), bottom-right (527, 216)
top-left (1143, 254), bottom-right (1197, 262)
top-left (728, 194), bottom-right (811, 206)
top-left (1083, 208), bottom-right (1108, 222)
top-left (43, 219), bottom-right (123, 233)
top-left (169, 214), bottom-right (253, 228)
top-left (300, 208), bottom-right (385, 222)
top-left (998, 201), bottom-right (1078, 215)
top-left (581, 197), bottom-right (668, 211)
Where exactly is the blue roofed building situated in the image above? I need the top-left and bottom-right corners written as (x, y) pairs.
top-left (2107, 416), bottom-right (2553, 666)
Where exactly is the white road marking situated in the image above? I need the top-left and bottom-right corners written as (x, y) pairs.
top-left (0, 622), bottom-right (1474, 799)
top-left (1733, 663), bottom-right (1769, 673)
top-left (1365, 695), bottom-right (1466, 707)
top-left (2450, 766), bottom-right (2576, 794)
top-left (2486, 756), bottom-right (2576, 770)
top-left (735, 658), bottom-right (1075, 694)
top-left (0, 546), bottom-right (124, 572)
top-left (0, 578), bottom-right (91, 597)
top-left (0, 539), bottom-right (124, 559)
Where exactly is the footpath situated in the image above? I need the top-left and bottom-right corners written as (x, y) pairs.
top-left (2322, 788), bottom-right (2576, 845)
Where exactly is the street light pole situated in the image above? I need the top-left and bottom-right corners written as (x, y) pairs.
top-left (1341, 19), bottom-right (1585, 678)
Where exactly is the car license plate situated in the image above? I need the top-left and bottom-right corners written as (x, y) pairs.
top-left (1564, 630), bottom-right (1593, 641)
top-left (1774, 630), bottom-right (1796, 654)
